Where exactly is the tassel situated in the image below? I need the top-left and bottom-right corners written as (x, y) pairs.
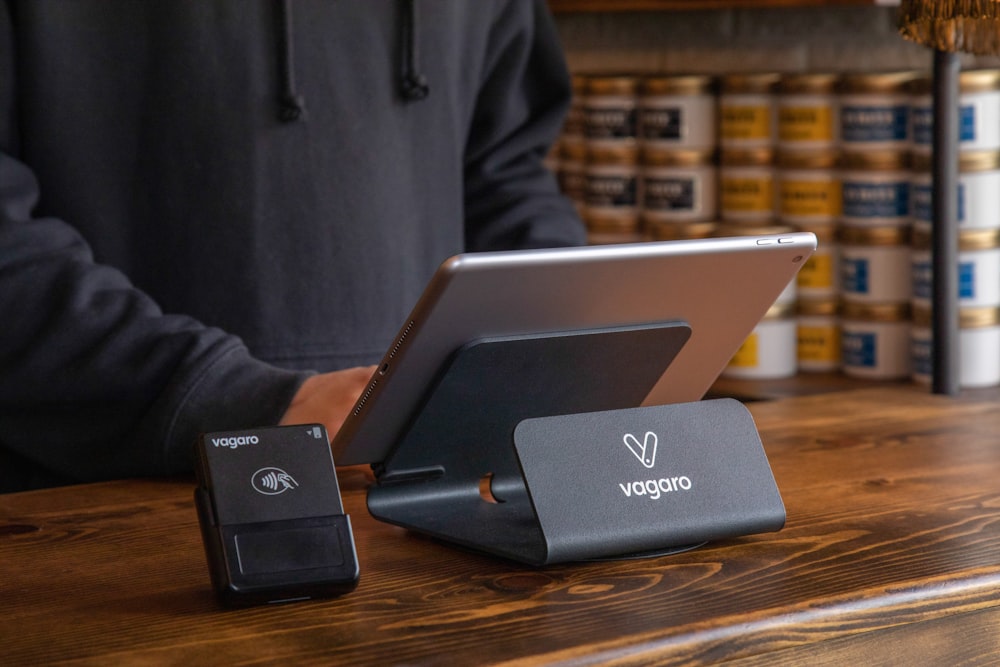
top-left (898, 0), bottom-right (1000, 54)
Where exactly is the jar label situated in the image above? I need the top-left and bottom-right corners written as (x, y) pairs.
top-left (842, 330), bottom-right (877, 368)
top-left (643, 176), bottom-right (696, 211)
top-left (780, 180), bottom-right (841, 217)
top-left (911, 334), bottom-right (932, 377)
top-left (721, 177), bottom-right (773, 212)
top-left (585, 173), bottom-right (638, 207)
top-left (841, 104), bottom-right (908, 143)
top-left (638, 107), bottom-right (682, 141)
top-left (728, 332), bottom-right (759, 368)
top-left (912, 182), bottom-right (932, 223)
top-left (841, 257), bottom-right (871, 295)
top-left (721, 106), bottom-right (771, 141)
top-left (797, 253), bottom-right (835, 289)
top-left (584, 106), bottom-right (637, 140)
top-left (912, 105), bottom-right (933, 146)
top-left (842, 181), bottom-right (909, 219)
top-left (960, 104), bottom-right (976, 143)
top-left (778, 106), bottom-right (834, 142)
top-left (912, 257), bottom-right (932, 300)
top-left (797, 324), bottom-right (840, 362)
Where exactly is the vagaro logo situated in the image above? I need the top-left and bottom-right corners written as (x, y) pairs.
top-left (252, 467), bottom-right (299, 495)
top-left (618, 430), bottom-right (692, 500)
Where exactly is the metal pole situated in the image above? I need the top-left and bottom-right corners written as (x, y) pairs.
top-left (931, 50), bottom-right (960, 395)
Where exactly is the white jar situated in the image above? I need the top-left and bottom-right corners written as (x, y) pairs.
top-left (719, 73), bottom-right (779, 149)
top-left (840, 302), bottom-right (911, 380)
top-left (911, 222), bottom-right (1000, 309)
top-left (839, 150), bottom-right (911, 227)
top-left (723, 303), bottom-right (798, 379)
top-left (584, 143), bottom-right (640, 234)
top-left (796, 298), bottom-right (840, 372)
top-left (838, 71), bottom-right (916, 150)
top-left (640, 147), bottom-right (717, 224)
top-left (910, 70), bottom-right (1000, 154)
top-left (638, 75), bottom-right (716, 151)
top-left (911, 305), bottom-right (1000, 388)
top-left (840, 225), bottom-right (912, 304)
top-left (911, 151), bottom-right (1000, 230)
top-left (777, 73), bottom-right (839, 151)
top-left (583, 75), bottom-right (639, 150)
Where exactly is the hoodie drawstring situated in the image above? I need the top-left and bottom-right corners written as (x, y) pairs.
top-left (276, 0), bottom-right (305, 122)
top-left (399, 0), bottom-right (429, 102)
top-left (275, 0), bottom-right (428, 122)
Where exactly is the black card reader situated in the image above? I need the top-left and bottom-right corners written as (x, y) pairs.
top-left (194, 424), bottom-right (359, 606)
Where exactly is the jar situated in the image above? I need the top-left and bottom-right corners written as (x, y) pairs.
top-left (558, 138), bottom-right (588, 212)
top-left (640, 146), bottom-right (717, 224)
top-left (911, 151), bottom-right (1000, 229)
top-left (584, 143), bottom-right (640, 234)
top-left (723, 302), bottom-right (798, 379)
top-left (911, 305), bottom-right (1000, 388)
top-left (837, 71), bottom-right (916, 150)
top-left (720, 148), bottom-right (776, 224)
top-left (645, 220), bottom-right (718, 242)
top-left (719, 73), bottom-right (779, 149)
top-left (638, 75), bottom-right (716, 150)
top-left (777, 149), bottom-right (841, 226)
top-left (794, 223), bottom-right (839, 299)
top-left (840, 301), bottom-right (911, 380)
top-left (777, 73), bottom-right (839, 150)
top-left (911, 222), bottom-right (1000, 309)
top-left (840, 225), bottom-right (912, 304)
top-left (797, 298), bottom-right (841, 372)
top-left (910, 70), bottom-right (1000, 154)
top-left (839, 150), bottom-right (911, 227)
top-left (563, 74), bottom-right (589, 140)
top-left (583, 75), bottom-right (639, 149)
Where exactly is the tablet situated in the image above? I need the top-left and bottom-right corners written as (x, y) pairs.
top-left (332, 232), bottom-right (816, 466)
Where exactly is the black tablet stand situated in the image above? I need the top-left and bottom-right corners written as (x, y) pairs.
top-left (366, 322), bottom-right (785, 565)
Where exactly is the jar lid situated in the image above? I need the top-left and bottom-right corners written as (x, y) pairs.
top-left (839, 224), bottom-right (911, 246)
top-left (912, 221), bottom-right (1000, 251)
top-left (640, 74), bottom-right (715, 96)
top-left (777, 72), bottom-right (839, 95)
top-left (587, 142), bottom-right (640, 165)
top-left (960, 150), bottom-right (1000, 173)
top-left (841, 300), bottom-right (911, 322)
top-left (797, 298), bottom-right (839, 317)
top-left (792, 222), bottom-right (838, 243)
top-left (837, 70), bottom-right (919, 94)
top-left (583, 209), bottom-right (640, 232)
top-left (720, 72), bottom-right (781, 95)
top-left (713, 222), bottom-right (795, 238)
top-left (776, 149), bottom-right (840, 170)
top-left (762, 301), bottom-right (796, 320)
top-left (585, 75), bottom-right (640, 96)
top-left (913, 304), bottom-right (1000, 328)
top-left (646, 220), bottom-right (718, 240)
top-left (840, 150), bottom-right (910, 171)
top-left (641, 146), bottom-right (716, 167)
top-left (721, 147), bottom-right (774, 166)
top-left (960, 69), bottom-right (1000, 94)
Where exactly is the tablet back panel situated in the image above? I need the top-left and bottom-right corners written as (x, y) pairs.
top-left (333, 233), bottom-right (815, 465)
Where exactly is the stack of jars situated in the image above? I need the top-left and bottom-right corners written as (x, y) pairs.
top-left (909, 70), bottom-right (1000, 388)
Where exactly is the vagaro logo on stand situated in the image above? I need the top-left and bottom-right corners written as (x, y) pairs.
top-left (618, 431), bottom-right (693, 500)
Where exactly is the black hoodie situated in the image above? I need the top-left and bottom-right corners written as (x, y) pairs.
top-left (0, 0), bottom-right (585, 491)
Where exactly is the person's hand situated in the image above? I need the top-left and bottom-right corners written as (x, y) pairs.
top-left (279, 366), bottom-right (376, 439)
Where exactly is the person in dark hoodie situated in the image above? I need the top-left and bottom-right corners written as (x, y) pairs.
top-left (0, 1), bottom-right (586, 492)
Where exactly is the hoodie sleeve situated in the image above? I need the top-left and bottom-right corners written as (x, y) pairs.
top-left (0, 6), bottom-right (307, 490)
top-left (462, 0), bottom-right (587, 251)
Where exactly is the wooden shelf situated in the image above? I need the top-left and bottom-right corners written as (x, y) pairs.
top-left (550, 0), bottom-right (899, 11)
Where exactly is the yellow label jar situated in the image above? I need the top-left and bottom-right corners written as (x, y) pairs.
top-left (794, 223), bottom-right (839, 299)
top-left (724, 302), bottom-right (798, 379)
top-left (777, 149), bottom-right (841, 225)
top-left (719, 73), bottom-right (779, 149)
top-left (796, 298), bottom-right (841, 372)
top-left (777, 73), bottom-right (839, 150)
top-left (720, 148), bottom-right (775, 224)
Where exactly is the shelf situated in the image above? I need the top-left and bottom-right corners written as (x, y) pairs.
top-left (550, 0), bottom-right (899, 11)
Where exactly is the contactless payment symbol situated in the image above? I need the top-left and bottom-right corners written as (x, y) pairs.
top-left (252, 467), bottom-right (299, 495)
top-left (623, 431), bottom-right (657, 468)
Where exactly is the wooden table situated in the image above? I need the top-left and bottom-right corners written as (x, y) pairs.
top-left (5, 386), bottom-right (1000, 665)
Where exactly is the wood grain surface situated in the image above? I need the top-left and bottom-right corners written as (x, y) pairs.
top-left (4, 386), bottom-right (1000, 665)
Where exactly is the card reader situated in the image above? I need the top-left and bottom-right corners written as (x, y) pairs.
top-left (194, 424), bottom-right (359, 606)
